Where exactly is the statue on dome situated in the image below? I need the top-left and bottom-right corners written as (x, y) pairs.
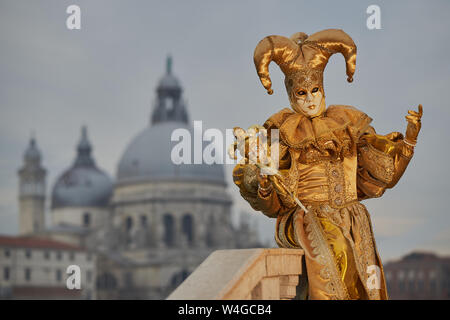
top-left (230, 29), bottom-right (422, 300)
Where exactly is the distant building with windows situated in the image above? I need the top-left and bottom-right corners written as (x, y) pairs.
top-left (0, 235), bottom-right (95, 299)
top-left (0, 56), bottom-right (260, 300)
top-left (384, 252), bottom-right (450, 300)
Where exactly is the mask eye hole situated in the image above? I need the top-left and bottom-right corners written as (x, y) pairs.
top-left (311, 87), bottom-right (319, 93)
top-left (297, 90), bottom-right (306, 96)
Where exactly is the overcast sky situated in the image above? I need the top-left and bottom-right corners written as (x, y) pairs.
top-left (1, 0), bottom-right (449, 262)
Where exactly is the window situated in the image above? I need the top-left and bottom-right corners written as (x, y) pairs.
top-left (140, 215), bottom-right (147, 227)
top-left (125, 216), bottom-right (134, 246)
top-left (408, 270), bottom-right (416, 292)
top-left (3, 267), bottom-right (10, 281)
top-left (69, 252), bottom-right (75, 261)
top-left (181, 270), bottom-right (189, 282)
top-left (56, 269), bottom-right (62, 282)
top-left (87, 270), bottom-right (92, 283)
top-left (170, 269), bottom-right (190, 288)
top-left (163, 214), bottom-right (174, 247)
top-left (87, 253), bottom-right (92, 261)
top-left (56, 251), bottom-right (62, 260)
top-left (25, 249), bottom-right (32, 259)
top-left (44, 251), bottom-right (50, 260)
top-left (182, 214), bottom-right (194, 245)
top-left (125, 216), bottom-right (133, 231)
top-left (25, 268), bottom-right (31, 282)
top-left (4, 249), bottom-right (11, 258)
top-left (83, 212), bottom-right (91, 227)
top-left (418, 279), bottom-right (425, 292)
top-left (398, 280), bottom-right (405, 292)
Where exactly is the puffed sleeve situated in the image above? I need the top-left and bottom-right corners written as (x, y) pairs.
top-left (232, 109), bottom-right (297, 218)
top-left (232, 142), bottom-right (295, 218)
top-left (356, 126), bottom-right (415, 200)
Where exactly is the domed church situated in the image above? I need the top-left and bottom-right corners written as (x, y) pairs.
top-left (17, 57), bottom-right (260, 299)
top-left (50, 126), bottom-right (113, 234)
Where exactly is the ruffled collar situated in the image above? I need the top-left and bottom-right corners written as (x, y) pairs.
top-left (264, 106), bottom-right (372, 157)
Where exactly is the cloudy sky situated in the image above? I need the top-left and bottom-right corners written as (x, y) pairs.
top-left (1, 0), bottom-right (449, 262)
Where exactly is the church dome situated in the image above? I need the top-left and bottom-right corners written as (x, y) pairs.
top-left (117, 57), bottom-right (226, 186)
top-left (51, 127), bottom-right (113, 209)
top-left (117, 122), bottom-right (225, 185)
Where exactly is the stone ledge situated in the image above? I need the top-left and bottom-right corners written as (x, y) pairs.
top-left (167, 248), bottom-right (304, 300)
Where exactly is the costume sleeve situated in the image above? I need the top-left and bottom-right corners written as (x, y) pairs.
top-left (356, 126), bottom-right (415, 200)
top-left (232, 142), bottom-right (295, 218)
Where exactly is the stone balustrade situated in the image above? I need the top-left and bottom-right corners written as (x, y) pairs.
top-left (167, 248), bottom-right (306, 300)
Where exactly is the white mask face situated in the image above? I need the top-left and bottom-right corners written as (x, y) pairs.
top-left (291, 87), bottom-right (325, 118)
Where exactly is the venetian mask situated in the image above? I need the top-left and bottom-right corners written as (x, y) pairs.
top-left (253, 29), bottom-right (357, 119)
top-left (291, 86), bottom-right (325, 117)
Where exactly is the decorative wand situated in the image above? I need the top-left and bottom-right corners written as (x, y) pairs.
top-left (228, 125), bottom-right (309, 213)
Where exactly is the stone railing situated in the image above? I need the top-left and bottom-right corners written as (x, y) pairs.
top-left (167, 248), bottom-right (306, 300)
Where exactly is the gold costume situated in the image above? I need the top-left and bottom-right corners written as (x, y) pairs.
top-left (232, 29), bottom-right (422, 300)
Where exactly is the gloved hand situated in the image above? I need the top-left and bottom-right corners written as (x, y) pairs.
top-left (405, 104), bottom-right (423, 146)
top-left (257, 173), bottom-right (271, 195)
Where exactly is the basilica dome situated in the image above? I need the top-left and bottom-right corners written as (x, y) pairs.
top-left (51, 127), bottom-right (113, 209)
top-left (117, 57), bottom-right (226, 186)
top-left (117, 122), bottom-right (225, 185)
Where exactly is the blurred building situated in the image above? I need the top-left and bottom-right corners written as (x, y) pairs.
top-left (0, 235), bottom-right (95, 300)
top-left (3, 57), bottom-right (259, 300)
top-left (384, 252), bottom-right (450, 300)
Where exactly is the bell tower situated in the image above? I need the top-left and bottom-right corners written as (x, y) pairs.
top-left (18, 136), bottom-right (47, 235)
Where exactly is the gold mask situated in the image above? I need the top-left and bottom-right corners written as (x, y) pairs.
top-left (253, 29), bottom-right (357, 118)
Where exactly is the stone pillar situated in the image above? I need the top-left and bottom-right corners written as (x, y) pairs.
top-left (194, 212), bottom-right (206, 249)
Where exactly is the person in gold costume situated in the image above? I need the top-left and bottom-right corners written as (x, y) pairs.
top-left (232, 29), bottom-right (422, 300)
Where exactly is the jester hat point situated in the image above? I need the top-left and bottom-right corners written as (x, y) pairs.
top-left (253, 29), bottom-right (357, 96)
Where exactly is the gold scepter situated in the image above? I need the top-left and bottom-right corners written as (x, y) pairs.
top-left (228, 126), bottom-right (309, 214)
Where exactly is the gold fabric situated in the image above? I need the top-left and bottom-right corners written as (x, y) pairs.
top-left (253, 29), bottom-right (356, 96)
top-left (233, 105), bottom-right (416, 300)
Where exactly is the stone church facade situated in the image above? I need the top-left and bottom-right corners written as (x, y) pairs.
top-left (15, 57), bottom-right (260, 299)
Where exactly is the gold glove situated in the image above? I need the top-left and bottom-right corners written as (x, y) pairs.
top-left (404, 104), bottom-right (423, 146)
top-left (242, 164), bottom-right (260, 194)
top-left (257, 173), bottom-right (272, 196)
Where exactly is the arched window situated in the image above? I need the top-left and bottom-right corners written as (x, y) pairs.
top-left (56, 269), bottom-right (62, 282)
top-left (181, 270), bottom-right (189, 282)
top-left (83, 212), bottom-right (91, 227)
top-left (182, 214), bottom-right (194, 245)
top-left (125, 216), bottom-right (133, 232)
top-left (163, 214), bottom-right (174, 247)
